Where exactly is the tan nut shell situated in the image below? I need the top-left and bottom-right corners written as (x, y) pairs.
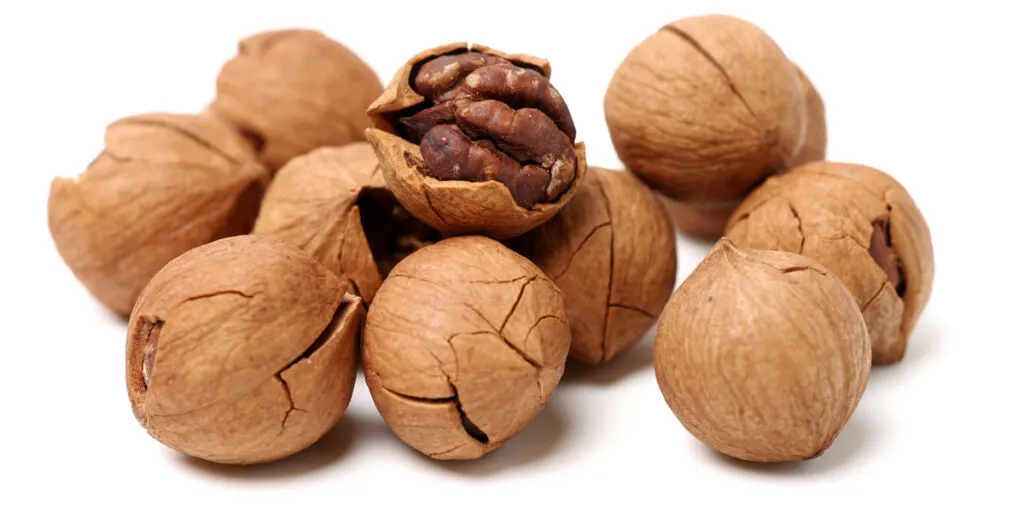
top-left (659, 196), bottom-right (740, 241)
top-left (365, 43), bottom-right (587, 240)
top-left (212, 29), bottom-right (383, 170)
top-left (726, 162), bottom-right (934, 364)
top-left (654, 239), bottom-right (871, 462)
top-left (512, 168), bottom-right (677, 363)
top-left (363, 236), bottom-right (570, 460)
top-left (126, 235), bottom-right (364, 465)
top-left (605, 15), bottom-right (805, 204)
top-left (48, 112), bottom-right (268, 316)
top-left (791, 63), bottom-right (828, 166)
top-left (253, 143), bottom-right (385, 302)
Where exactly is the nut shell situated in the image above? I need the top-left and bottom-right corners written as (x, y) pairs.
top-left (126, 235), bottom-right (364, 464)
top-left (654, 239), bottom-right (871, 462)
top-left (363, 236), bottom-right (570, 459)
top-left (791, 63), bottom-right (827, 166)
top-left (604, 15), bottom-right (805, 204)
top-left (48, 112), bottom-right (268, 316)
top-left (659, 196), bottom-right (740, 241)
top-left (512, 167), bottom-right (676, 363)
top-left (366, 43), bottom-right (587, 239)
top-left (212, 29), bottom-right (383, 170)
top-left (726, 162), bottom-right (934, 363)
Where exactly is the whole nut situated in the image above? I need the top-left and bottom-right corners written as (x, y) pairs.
top-left (212, 29), bottom-right (383, 171)
top-left (791, 63), bottom-right (827, 166)
top-left (604, 15), bottom-right (806, 236)
top-left (726, 161), bottom-right (934, 364)
top-left (362, 236), bottom-right (570, 459)
top-left (511, 167), bottom-right (677, 364)
top-left (126, 235), bottom-right (364, 465)
top-left (48, 112), bottom-right (268, 316)
top-left (253, 142), bottom-right (440, 303)
top-left (365, 43), bottom-right (588, 240)
top-left (658, 196), bottom-right (740, 242)
top-left (654, 239), bottom-right (871, 463)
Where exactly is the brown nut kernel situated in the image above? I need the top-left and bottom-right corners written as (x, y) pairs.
top-left (362, 236), bottom-right (570, 459)
top-left (126, 235), bottom-right (364, 465)
top-left (366, 43), bottom-right (588, 240)
top-left (725, 161), bottom-right (935, 364)
top-left (654, 239), bottom-right (871, 463)
top-left (212, 29), bottom-right (383, 171)
top-left (48, 112), bottom-right (268, 316)
top-left (252, 143), bottom-right (440, 303)
top-left (511, 167), bottom-right (677, 364)
top-left (791, 63), bottom-right (828, 166)
top-left (604, 15), bottom-right (807, 237)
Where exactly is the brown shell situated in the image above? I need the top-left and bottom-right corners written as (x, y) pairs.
top-left (659, 196), bottom-right (740, 241)
top-left (126, 235), bottom-right (364, 465)
top-left (48, 112), bottom-right (268, 316)
top-left (726, 162), bottom-right (935, 364)
top-left (791, 63), bottom-right (828, 166)
top-left (362, 236), bottom-right (570, 460)
top-left (654, 239), bottom-right (871, 462)
top-left (512, 168), bottom-right (676, 363)
top-left (212, 29), bottom-right (383, 171)
top-left (365, 43), bottom-right (587, 240)
top-left (252, 143), bottom-right (386, 302)
top-left (604, 15), bottom-right (806, 204)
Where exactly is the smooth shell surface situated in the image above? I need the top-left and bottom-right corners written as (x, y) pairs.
top-left (654, 239), bottom-right (871, 462)
top-left (126, 235), bottom-right (364, 464)
top-left (363, 236), bottom-right (570, 459)
top-left (792, 63), bottom-right (828, 166)
top-left (726, 162), bottom-right (934, 363)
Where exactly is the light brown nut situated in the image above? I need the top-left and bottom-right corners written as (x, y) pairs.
top-left (658, 196), bottom-right (741, 241)
top-left (212, 29), bottom-right (383, 171)
top-left (48, 112), bottom-right (268, 317)
top-left (654, 239), bottom-right (871, 462)
top-left (791, 62), bottom-right (828, 166)
top-left (511, 168), bottom-right (677, 364)
top-left (725, 161), bottom-right (934, 364)
top-left (365, 43), bottom-right (587, 239)
top-left (252, 143), bottom-right (440, 303)
top-left (362, 236), bottom-right (570, 460)
top-left (605, 15), bottom-right (806, 216)
top-left (126, 235), bottom-right (364, 465)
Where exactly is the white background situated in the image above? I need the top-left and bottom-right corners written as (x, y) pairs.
top-left (2, 1), bottom-right (1022, 510)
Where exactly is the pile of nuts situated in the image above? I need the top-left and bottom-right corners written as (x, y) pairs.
top-left (49, 14), bottom-right (933, 466)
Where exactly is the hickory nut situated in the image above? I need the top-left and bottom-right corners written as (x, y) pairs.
top-left (212, 29), bottom-right (383, 171)
top-left (654, 239), bottom-right (871, 462)
top-left (726, 161), bottom-right (935, 364)
top-left (365, 43), bottom-right (588, 240)
top-left (253, 142), bottom-right (440, 303)
top-left (126, 235), bottom-right (364, 465)
top-left (363, 236), bottom-right (570, 459)
top-left (511, 167), bottom-right (677, 364)
top-left (48, 112), bottom-right (268, 316)
top-left (791, 63), bottom-right (828, 166)
top-left (605, 15), bottom-right (807, 238)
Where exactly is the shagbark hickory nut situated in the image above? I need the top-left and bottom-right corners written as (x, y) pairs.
top-left (726, 161), bottom-right (935, 364)
top-left (654, 239), bottom-right (871, 463)
top-left (604, 15), bottom-right (806, 237)
top-left (126, 235), bottom-right (364, 465)
top-left (365, 42), bottom-right (588, 240)
top-left (658, 196), bottom-right (740, 241)
top-left (363, 236), bottom-right (570, 460)
top-left (511, 167), bottom-right (677, 364)
top-left (791, 63), bottom-right (828, 166)
top-left (212, 29), bottom-right (383, 171)
top-left (253, 143), bottom-right (440, 303)
top-left (48, 112), bottom-right (268, 317)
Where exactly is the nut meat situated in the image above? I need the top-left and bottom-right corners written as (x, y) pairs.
top-left (126, 235), bottom-right (364, 464)
top-left (363, 236), bottom-right (570, 459)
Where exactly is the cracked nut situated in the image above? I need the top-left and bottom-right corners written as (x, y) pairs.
top-left (212, 29), bottom-right (383, 171)
top-left (365, 43), bottom-right (588, 240)
top-left (363, 236), bottom-right (570, 459)
top-left (253, 142), bottom-right (440, 303)
top-left (48, 112), bottom-right (268, 316)
top-left (126, 235), bottom-right (364, 464)
top-left (604, 15), bottom-right (807, 238)
top-left (725, 161), bottom-right (934, 364)
top-left (791, 63), bottom-right (827, 166)
top-left (511, 167), bottom-right (677, 364)
top-left (654, 239), bottom-right (871, 462)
